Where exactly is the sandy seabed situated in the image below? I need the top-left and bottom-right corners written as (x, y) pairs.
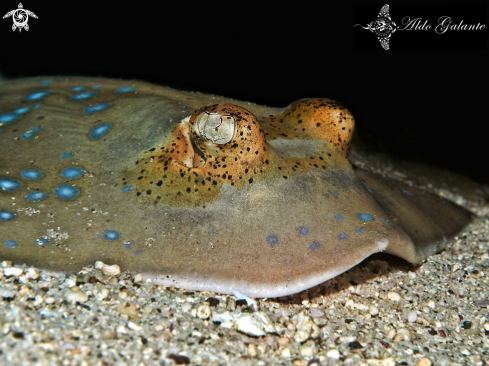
top-left (1, 150), bottom-right (488, 366)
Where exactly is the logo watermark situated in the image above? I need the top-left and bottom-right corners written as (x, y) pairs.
top-left (3, 3), bottom-right (38, 32)
top-left (354, 5), bottom-right (396, 50)
top-left (354, 4), bottom-right (486, 50)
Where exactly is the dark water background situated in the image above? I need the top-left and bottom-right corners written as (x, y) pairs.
top-left (1, 1), bottom-right (487, 182)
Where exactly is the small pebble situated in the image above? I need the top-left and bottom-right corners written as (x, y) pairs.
top-left (386, 292), bottom-right (402, 302)
top-left (64, 290), bottom-right (88, 303)
top-left (299, 342), bottom-right (316, 357)
top-left (197, 304), bottom-right (211, 319)
top-left (417, 357), bottom-right (432, 366)
top-left (408, 311), bottom-right (418, 323)
top-left (248, 343), bottom-right (257, 357)
top-left (281, 348), bottom-right (291, 358)
top-left (4, 267), bottom-right (23, 277)
top-left (234, 312), bottom-right (275, 337)
top-left (326, 349), bottom-right (340, 360)
top-left (307, 307), bottom-right (325, 318)
top-left (102, 264), bottom-right (121, 276)
top-left (117, 301), bottom-right (139, 319)
top-left (393, 328), bottom-right (412, 342)
top-left (0, 289), bottom-right (16, 298)
top-left (44, 296), bottom-right (56, 304)
top-left (369, 305), bottom-right (379, 316)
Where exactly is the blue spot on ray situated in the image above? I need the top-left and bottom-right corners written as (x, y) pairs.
top-left (21, 169), bottom-right (43, 180)
top-left (70, 91), bottom-right (97, 101)
top-left (23, 90), bottom-right (52, 102)
top-left (267, 235), bottom-right (279, 247)
top-left (114, 86), bottom-right (137, 93)
top-left (92, 85), bottom-right (101, 89)
top-left (338, 233), bottom-right (347, 240)
top-left (399, 188), bottom-right (414, 196)
top-left (61, 167), bottom-right (85, 179)
top-left (21, 126), bottom-right (42, 139)
top-left (40, 79), bottom-right (53, 86)
top-left (0, 178), bottom-right (20, 191)
top-left (121, 185), bottom-right (132, 192)
top-left (60, 152), bottom-right (73, 160)
top-left (335, 214), bottom-right (343, 221)
top-left (0, 112), bottom-right (20, 125)
top-left (310, 241), bottom-right (320, 250)
top-left (356, 228), bottom-right (364, 234)
top-left (4, 240), bottom-right (18, 248)
top-left (378, 217), bottom-right (390, 226)
top-left (36, 237), bottom-right (50, 246)
top-left (88, 123), bottom-right (112, 140)
top-left (24, 191), bottom-right (48, 202)
top-left (33, 104), bottom-right (42, 109)
top-left (104, 230), bottom-right (120, 241)
top-left (0, 210), bottom-right (16, 221)
top-left (333, 190), bottom-right (339, 196)
top-left (84, 103), bottom-right (111, 114)
top-left (357, 213), bottom-right (374, 222)
top-left (15, 106), bottom-right (32, 114)
top-left (0, 106), bottom-right (32, 126)
top-left (123, 241), bottom-right (133, 250)
top-left (361, 180), bottom-right (373, 193)
top-left (54, 185), bottom-right (79, 200)
top-left (298, 226), bottom-right (309, 236)
top-left (70, 85), bottom-right (85, 92)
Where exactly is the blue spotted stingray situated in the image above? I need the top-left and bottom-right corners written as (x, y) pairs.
top-left (0, 77), bottom-right (471, 297)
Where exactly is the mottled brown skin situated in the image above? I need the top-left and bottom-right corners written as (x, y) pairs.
top-left (263, 98), bottom-right (354, 154)
top-left (130, 100), bottom-right (355, 207)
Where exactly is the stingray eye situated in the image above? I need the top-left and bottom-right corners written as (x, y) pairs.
top-left (195, 112), bottom-right (236, 144)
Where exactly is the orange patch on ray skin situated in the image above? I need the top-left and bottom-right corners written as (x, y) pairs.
top-left (262, 98), bottom-right (354, 155)
top-left (130, 100), bottom-right (355, 207)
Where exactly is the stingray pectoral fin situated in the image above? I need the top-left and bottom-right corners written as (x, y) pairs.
top-left (354, 169), bottom-right (472, 263)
